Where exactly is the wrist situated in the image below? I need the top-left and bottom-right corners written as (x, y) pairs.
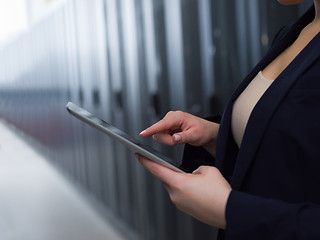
top-left (202, 122), bottom-right (219, 157)
top-left (202, 140), bottom-right (217, 158)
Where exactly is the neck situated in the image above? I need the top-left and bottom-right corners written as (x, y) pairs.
top-left (314, 0), bottom-right (320, 21)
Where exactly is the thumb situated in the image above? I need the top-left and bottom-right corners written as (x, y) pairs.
top-left (172, 134), bottom-right (183, 144)
top-left (172, 129), bottom-right (195, 144)
top-left (192, 165), bottom-right (208, 174)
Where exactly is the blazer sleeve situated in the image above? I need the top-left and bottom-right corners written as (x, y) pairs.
top-left (225, 190), bottom-right (320, 239)
top-left (180, 115), bottom-right (221, 172)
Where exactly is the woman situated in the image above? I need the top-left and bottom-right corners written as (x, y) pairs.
top-left (136, 0), bottom-right (320, 239)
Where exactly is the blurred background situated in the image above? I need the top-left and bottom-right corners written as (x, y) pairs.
top-left (0, 0), bottom-right (314, 239)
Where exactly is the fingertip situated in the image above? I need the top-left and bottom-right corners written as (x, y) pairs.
top-left (173, 134), bottom-right (182, 143)
top-left (139, 130), bottom-right (147, 136)
top-left (192, 169), bottom-right (200, 174)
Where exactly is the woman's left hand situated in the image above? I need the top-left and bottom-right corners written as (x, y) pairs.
top-left (136, 154), bottom-right (232, 229)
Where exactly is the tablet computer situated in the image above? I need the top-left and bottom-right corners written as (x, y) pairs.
top-left (66, 102), bottom-right (188, 173)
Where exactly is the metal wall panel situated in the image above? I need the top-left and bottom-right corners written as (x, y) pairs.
top-left (104, 0), bottom-right (123, 217)
top-left (198, 0), bottom-right (215, 115)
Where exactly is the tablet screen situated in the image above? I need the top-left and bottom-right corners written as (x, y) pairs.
top-left (66, 102), bottom-right (188, 173)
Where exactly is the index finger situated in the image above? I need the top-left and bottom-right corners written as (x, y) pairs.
top-left (139, 112), bottom-right (182, 137)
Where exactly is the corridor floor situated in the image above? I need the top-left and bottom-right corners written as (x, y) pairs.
top-left (0, 119), bottom-right (126, 240)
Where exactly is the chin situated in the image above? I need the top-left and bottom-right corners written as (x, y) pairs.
top-left (277, 0), bottom-right (305, 5)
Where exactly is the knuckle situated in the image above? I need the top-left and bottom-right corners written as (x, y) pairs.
top-left (208, 166), bottom-right (219, 175)
top-left (166, 110), bottom-right (184, 118)
top-left (198, 166), bottom-right (208, 173)
top-left (175, 110), bottom-right (185, 118)
top-left (165, 111), bottom-right (175, 117)
top-left (198, 165), bottom-right (215, 175)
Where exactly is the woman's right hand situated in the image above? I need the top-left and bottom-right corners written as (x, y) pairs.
top-left (139, 111), bottom-right (219, 157)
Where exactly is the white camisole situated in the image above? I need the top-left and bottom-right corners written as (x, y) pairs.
top-left (231, 71), bottom-right (274, 148)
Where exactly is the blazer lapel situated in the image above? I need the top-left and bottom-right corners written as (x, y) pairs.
top-left (215, 7), bottom-right (319, 189)
top-left (228, 6), bottom-right (315, 103)
top-left (231, 31), bottom-right (320, 190)
top-left (215, 23), bottom-right (302, 173)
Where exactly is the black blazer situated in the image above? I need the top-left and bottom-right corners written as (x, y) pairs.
top-left (183, 7), bottom-right (320, 240)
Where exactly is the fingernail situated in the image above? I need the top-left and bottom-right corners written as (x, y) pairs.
top-left (139, 130), bottom-right (146, 136)
top-left (174, 134), bottom-right (181, 142)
